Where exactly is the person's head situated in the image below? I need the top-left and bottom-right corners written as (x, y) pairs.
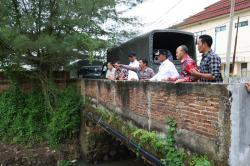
top-left (139, 59), bottom-right (148, 68)
top-left (155, 49), bottom-right (168, 62)
top-left (176, 45), bottom-right (188, 60)
top-left (107, 62), bottom-right (114, 70)
top-left (114, 62), bottom-right (120, 69)
top-left (198, 35), bottom-right (213, 53)
top-left (128, 51), bottom-right (136, 62)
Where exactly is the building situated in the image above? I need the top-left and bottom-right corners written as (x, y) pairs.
top-left (174, 0), bottom-right (250, 77)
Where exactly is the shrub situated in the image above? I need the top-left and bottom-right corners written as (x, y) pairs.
top-left (0, 83), bottom-right (82, 147)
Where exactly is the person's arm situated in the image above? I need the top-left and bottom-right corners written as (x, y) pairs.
top-left (149, 69), bottom-right (155, 78)
top-left (190, 56), bottom-right (221, 81)
top-left (106, 70), bottom-right (109, 79)
top-left (210, 56), bottom-right (222, 81)
top-left (246, 83), bottom-right (250, 93)
top-left (149, 72), bottom-right (159, 81)
top-left (151, 63), bottom-right (171, 81)
top-left (121, 65), bottom-right (139, 72)
top-left (174, 78), bottom-right (186, 84)
top-left (190, 69), bottom-right (214, 80)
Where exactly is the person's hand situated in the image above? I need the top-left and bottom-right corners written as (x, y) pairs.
top-left (161, 77), bottom-right (170, 82)
top-left (245, 83), bottom-right (250, 93)
top-left (174, 79), bottom-right (185, 84)
top-left (162, 77), bottom-right (176, 82)
top-left (107, 76), bottom-right (114, 80)
top-left (190, 68), bottom-right (200, 77)
top-left (169, 77), bottom-right (177, 81)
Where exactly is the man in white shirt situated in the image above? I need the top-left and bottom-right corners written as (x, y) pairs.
top-left (127, 51), bottom-right (139, 81)
top-left (150, 49), bottom-right (179, 81)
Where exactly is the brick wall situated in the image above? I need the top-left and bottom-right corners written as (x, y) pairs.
top-left (82, 79), bottom-right (232, 164)
top-left (0, 71), bottom-right (71, 92)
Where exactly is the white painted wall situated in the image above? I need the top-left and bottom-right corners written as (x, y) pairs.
top-left (177, 9), bottom-right (250, 76)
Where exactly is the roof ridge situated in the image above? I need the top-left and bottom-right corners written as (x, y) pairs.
top-left (177, 0), bottom-right (250, 27)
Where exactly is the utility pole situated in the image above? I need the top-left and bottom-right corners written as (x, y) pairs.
top-left (224, 0), bottom-right (235, 83)
top-left (231, 16), bottom-right (240, 74)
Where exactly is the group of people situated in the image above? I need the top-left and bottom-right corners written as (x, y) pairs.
top-left (106, 34), bottom-right (223, 83)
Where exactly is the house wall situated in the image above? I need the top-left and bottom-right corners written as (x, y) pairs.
top-left (177, 9), bottom-right (250, 76)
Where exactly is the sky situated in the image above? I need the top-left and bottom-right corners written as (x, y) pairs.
top-left (124, 0), bottom-right (219, 33)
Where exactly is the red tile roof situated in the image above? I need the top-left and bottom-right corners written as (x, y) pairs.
top-left (178, 0), bottom-right (250, 27)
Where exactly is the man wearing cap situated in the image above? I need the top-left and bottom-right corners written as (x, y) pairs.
top-left (127, 51), bottom-right (139, 81)
top-left (150, 49), bottom-right (179, 81)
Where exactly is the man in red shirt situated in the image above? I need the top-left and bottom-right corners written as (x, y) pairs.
top-left (165, 45), bottom-right (198, 83)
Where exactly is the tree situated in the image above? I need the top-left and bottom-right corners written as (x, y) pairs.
top-left (0, 0), bottom-right (144, 110)
top-left (0, 0), bottom-right (143, 72)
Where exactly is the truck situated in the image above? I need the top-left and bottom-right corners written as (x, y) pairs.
top-left (77, 60), bottom-right (106, 79)
top-left (107, 29), bottom-right (197, 72)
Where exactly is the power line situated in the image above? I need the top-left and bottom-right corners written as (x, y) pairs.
top-left (145, 0), bottom-right (184, 27)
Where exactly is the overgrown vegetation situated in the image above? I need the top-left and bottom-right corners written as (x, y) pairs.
top-left (0, 82), bottom-right (82, 148)
top-left (84, 103), bottom-right (213, 166)
top-left (161, 118), bottom-right (185, 166)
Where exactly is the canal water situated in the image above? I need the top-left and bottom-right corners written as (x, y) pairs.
top-left (77, 158), bottom-right (151, 166)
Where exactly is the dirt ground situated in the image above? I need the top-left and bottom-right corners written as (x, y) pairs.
top-left (0, 141), bottom-right (80, 166)
top-left (0, 143), bottom-right (57, 166)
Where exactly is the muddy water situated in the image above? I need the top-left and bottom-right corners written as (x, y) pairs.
top-left (77, 158), bottom-right (151, 166)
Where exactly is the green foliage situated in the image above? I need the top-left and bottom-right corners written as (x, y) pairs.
top-left (58, 160), bottom-right (74, 166)
top-left (86, 104), bottom-right (212, 166)
top-left (189, 155), bottom-right (212, 166)
top-left (47, 86), bottom-right (82, 147)
top-left (0, 83), bottom-right (46, 144)
top-left (0, 0), bottom-right (144, 72)
top-left (161, 118), bottom-right (184, 166)
top-left (0, 83), bottom-right (82, 147)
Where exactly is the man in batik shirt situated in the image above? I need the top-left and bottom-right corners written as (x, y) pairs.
top-left (165, 45), bottom-right (198, 83)
top-left (114, 62), bottom-right (128, 80)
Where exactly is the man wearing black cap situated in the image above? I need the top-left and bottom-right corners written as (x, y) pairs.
top-left (127, 51), bottom-right (139, 81)
top-left (150, 49), bottom-right (179, 81)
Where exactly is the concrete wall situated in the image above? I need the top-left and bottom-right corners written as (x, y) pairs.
top-left (81, 79), bottom-right (248, 165)
top-left (229, 83), bottom-right (250, 166)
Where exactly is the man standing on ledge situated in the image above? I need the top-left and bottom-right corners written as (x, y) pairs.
top-left (190, 35), bottom-right (223, 83)
top-left (150, 49), bottom-right (179, 81)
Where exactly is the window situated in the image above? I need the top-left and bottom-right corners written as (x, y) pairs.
top-left (215, 25), bottom-right (226, 32)
top-left (194, 30), bottom-right (206, 37)
top-left (235, 21), bottom-right (248, 28)
top-left (241, 63), bottom-right (247, 69)
top-left (241, 63), bottom-right (248, 77)
top-left (194, 30), bottom-right (206, 43)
